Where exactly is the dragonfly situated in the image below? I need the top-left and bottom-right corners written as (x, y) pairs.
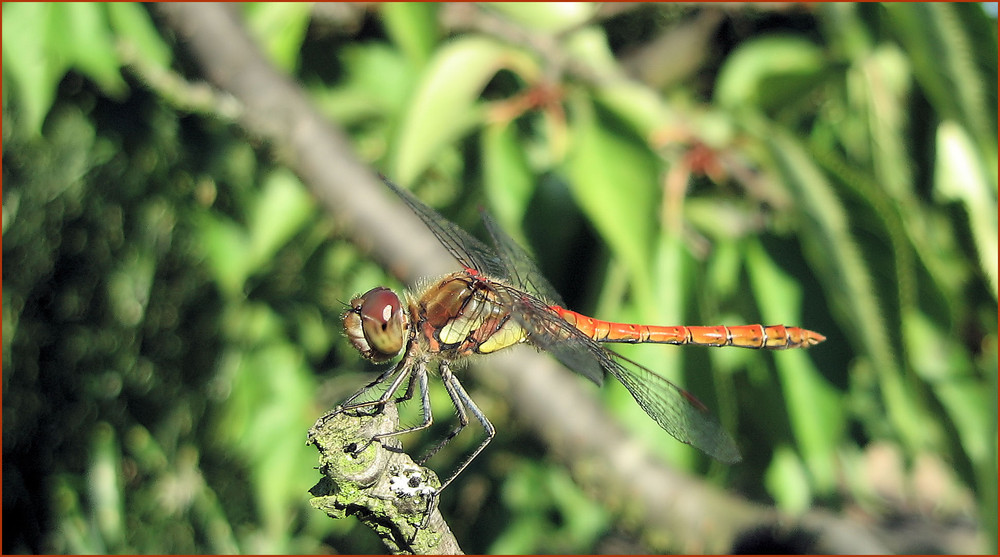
top-left (323, 175), bottom-right (825, 500)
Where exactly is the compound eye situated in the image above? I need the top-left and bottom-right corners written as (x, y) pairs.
top-left (352, 287), bottom-right (406, 361)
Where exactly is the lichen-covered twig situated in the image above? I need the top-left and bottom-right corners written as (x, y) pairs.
top-left (306, 404), bottom-right (463, 555)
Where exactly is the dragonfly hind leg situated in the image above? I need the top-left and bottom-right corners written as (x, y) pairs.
top-left (422, 361), bottom-right (496, 494)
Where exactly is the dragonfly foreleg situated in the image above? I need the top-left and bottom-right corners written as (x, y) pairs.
top-left (311, 344), bottom-right (417, 437)
top-left (340, 357), bottom-right (413, 415)
top-left (397, 365), bottom-right (421, 405)
top-left (369, 359), bottom-right (437, 444)
top-left (341, 366), bottom-right (403, 413)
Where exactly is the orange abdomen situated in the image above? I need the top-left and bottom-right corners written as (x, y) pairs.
top-left (553, 307), bottom-right (825, 350)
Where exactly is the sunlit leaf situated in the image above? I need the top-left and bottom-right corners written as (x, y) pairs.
top-left (765, 445), bottom-right (812, 513)
top-left (248, 169), bottom-right (316, 274)
top-left (482, 122), bottom-right (535, 237)
top-left (483, 2), bottom-right (598, 33)
top-left (314, 43), bottom-right (415, 125)
top-left (884, 3), bottom-right (996, 151)
top-left (89, 423), bottom-right (125, 548)
top-left (747, 239), bottom-right (842, 492)
top-left (56, 3), bottom-right (127, 97)
top-left (381, 2), bottom-right (439, 66)
top-left (216, 336), bottom-right (318, 549)
top-left (107, 3), bottom-right (173, 70)
top-left (904, 309), bottom-right (990, 462)
top-left (243, 3), bottom-right (313, 72)
top-left (934, 120), bottom-right (999, 300)
top-left (763, 126), bottom-right (931, 456)
top-left (393, 36), bottom-right (539, 184)
top-left (565, 94), bottom-right (658, 296)
top-left (199, 214), bottom-right (252, 298)
top-left (715, 35), bottom-right (826, 113)
top-left (2, 3), bottom-right (66, 135)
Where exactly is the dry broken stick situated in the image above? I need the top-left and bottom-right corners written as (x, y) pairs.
top-left (306, 403), bottom-right (463, 555)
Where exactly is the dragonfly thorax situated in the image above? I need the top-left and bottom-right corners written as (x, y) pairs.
top-left (343, 286), bottom-right (409, 362)
top-left (417, 273), bottom-right (528, 356)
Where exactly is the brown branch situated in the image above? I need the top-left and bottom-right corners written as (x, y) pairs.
top-left (153, 3), bottom-right (891, 553)
top-left (154, 2), bottom-right (442, 285)
top-left (307, 404), bottom-right (463, 555)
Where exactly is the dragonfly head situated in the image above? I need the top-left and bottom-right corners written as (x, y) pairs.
top-left (343, 287), bottom-right (409, 362)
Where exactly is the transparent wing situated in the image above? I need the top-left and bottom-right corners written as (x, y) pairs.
top-left (603, 350), bottom-right (742, 463)
top-left (501, 287), bottom-right (607, 386)
top-left (480, 210), bottom-right (566, 308)
top-left (503, 288), bottom-right (741, 463)
top-left (382, 176), bottom-right (511, 281)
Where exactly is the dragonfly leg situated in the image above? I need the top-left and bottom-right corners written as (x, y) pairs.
top-left (339, 359), bottom-right (434, 457)
top-left (369, 361), bottom-right (437, 445)
top-left (396, 365), bottom-right (421, 405)
top-left (429, 361), bottom-right (496, 494)
top-left (417, 366), bottom-right (468, 465)
top-left (311, 344), bottom-right (418, 436)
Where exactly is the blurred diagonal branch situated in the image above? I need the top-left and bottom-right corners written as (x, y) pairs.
top-left (155, 3), bottom-right (440, 285)
top-left (155, 3), bottom-right (895, 553)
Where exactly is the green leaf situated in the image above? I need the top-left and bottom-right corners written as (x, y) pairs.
top-left (2, 3), bottom-right (66, 135)
top-left (861, 45), bottom-right (914, 198)
top-left (934, 120), bottom-right (998, 300)
top-left (715, 35), bottom-right (826, 113)
top-left (706, 238), bottom-right (741, 300)
top-left (563, 25), bottom-right (621, 76)
top-left (107, 249), bottom-right (155, 327)
top-left (199, 214), bottom-right (252, 298)
top-left (765, 445), bottom-right (812, 513)
top-left (381, 3), bottom-right (439, 66)
top-left (593, 80), bottom-right (674, 140)
top-left (107, 3), bottom-right (173, 71)
top-left (392, 36), bottom-right (538, 184)
top-left (217, 337), bottom-right (318, 546)
top-left (490, 462), bottom-right (607, 554)
top-left (647, 234), bottom-right (691, 464)
top-left (89, 423), bottom-right (125, 549)
top-left (247, 169), bottom-right (316, 274)
top-left (315, 43), bottom-right (415, 125)
top-left (482, 122), bottom-right (535, 236)
top-left (56, 3), bottom-right (127, 97)
top-left (747, 239), bottom-right (842, 492)
top-left (903, 310), bottom-right (990, 463)
top-left (52, 475), bottom-right (106, 553)
top-left (763, 126), bottom-right (931, 456)
top-left (483, 2), bottom-right (597, 33)
top-left (569, 27), bottom-right (683, 140)
top-left (884, 3), bottom-right (997, 152)
top-left (566, 94), bottom-right (658, 296)
top-left (243, 2), bottom-right (313, 72)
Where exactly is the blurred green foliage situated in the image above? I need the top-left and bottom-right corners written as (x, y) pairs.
top-left (3, 3), bottom-right (996, 554)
